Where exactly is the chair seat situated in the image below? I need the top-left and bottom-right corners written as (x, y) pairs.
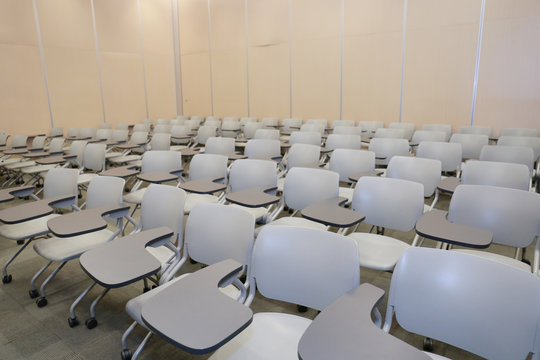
top-left (256, 217), bottom-right (327, 237)
top-left (33, 229), bottom-right (115, 262)
top-left (454, 249), bottom-right (532, 273)
top-left (21, 164), bottom-right (57, 174)
top-left (109, 154), bottom-right (142, 164)
top-left (184, 193), bottom-right (219, 214)
top-left (228, 204), bottom-right (268, 221)
top-left (126, 273), bottom-right (240, 328)
top-left (347, 232), bottom-right (410, 271)
top-left (209, 312), bottom-right (312, 360)
top-left (123, 188), bottom-right (146, 204)
top-left (0, 214), bottom-right (60, 240)
top-left (5, 160), bottom-right (36, 170)
top-left (77, 173), bottom-right (98, 185)
top-left (170, 145), bottom-right (188, 151)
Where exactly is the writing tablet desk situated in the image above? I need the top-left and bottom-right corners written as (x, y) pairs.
top-left (348, 170), bottom-right (384, 183)
top-left (136, 169), bottom-right (183, 184)
top-left (415, 209), bottom-right (493, 249)
top-left (178, 178), bottom-right (227, 194)
top-left (301, 197), bottom-right (365, 228)
top-left (35, 154), bottom-right (77, 165)
top-left (436, 177), bottom-right (461, 195)
top-left (298, 283), bottom-right (431, 360)
top-left (226, 187), bottom-right (280, 208)
top-left (0, 185), bottom-right (35, 203)
top-left (0, 195), bottom-right (76, 224)
top-left (141, 259), bottom-right (253, 354)
top-left (99, 165), bottom-right (140, 179)
top-left (47, 203), bottom-right (131, 237)
top-left (180, 148), bottom-right (200, 158)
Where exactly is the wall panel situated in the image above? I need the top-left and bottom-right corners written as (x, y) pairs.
top-left (401, 0), bottom-right (481, 131)
top-left (178, 0), bottom-right (212, 116)
top-left (0, 0), bottom-right (50, 136)
top-left (474, 0), bottom-right (540, 135)
top-left (342, 0), bottom-right (403, 125)
top-left (247, 0), bottom-right (290, 119)
top-left (291, 0), bottom-right (340, 121)
top-left (38, 0), bottom-right (103, 129)
top-left (94, 0), bottom-right (146, 125)
top-left (140, 0), bottom-right (177, 120)
top-left (209, 0), bottom-right (247, 117)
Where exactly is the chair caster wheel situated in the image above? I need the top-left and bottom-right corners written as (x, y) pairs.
top-left (29, 289), bottom-right (39, 298)
top-left (288, 209), bottom-right (294, 214)
top-left (68, 317), bottom-right (79, 328)
top-left (85, 317), bottom-right (98, 329)
top-left (17, 240), bottom-right (24, 245)
top-left (78, 194), bottom-right (82, 199)
top-left (36, 297), bottom-right (48, 308)
top-left (152, 285), bottom-right (157, 289)
top-left (143, 287), bottom-right (150, 293)
top-left (121, 349), bottom-right (132, 360)
top-left (189, 258), bottom-right (198, 264)
top-left (522, 258), bottom-right (531, 266)
top-left (297, 305), bottom-right (308, 313)
top-left (423, 337), bottom-right (433, 351)
top-left (23, 196), bottom-right (29, 200)
top-left (125, 187), bottom-right (131, 192)
top-left (2, 274), bottom-right (12, 284)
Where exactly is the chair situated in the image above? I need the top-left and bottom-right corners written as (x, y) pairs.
top-left (300, 123), bottom-right (325, 136)
top-left (66, 128), bottom-right (80, 138)
top-left (244, 139), bottom-right (281, 160)
top-left (0, 133), bottom-right (9, 146)
top-left (221, 119), bottom-right (241, 138)
top-left (31, 176), bottom-right (131, 307)
top-left (156, 119), bottom-right (170, 126)
top-left (383, 247), bottom-right (540, 360)
top-left (325, 134), bottom-right (362, 150)
top-left (497, 135), bottom-right (540, 165)
top-left (190, 115), bottom-right (204, 129)
top-left (289, 131), bottom-right (321, 146)
top-left (193, 125), bottom-right (218, 147)
top-left (95, 129), bottom-right (112, 141)
top-left (108, 131), bottom-right (149, 164)
top-left (449, 133), bottom-right (488, 160)
top-left (204, 225), bottom-right (359, 360)
top-left (458, 125), bottom-right (492, 138)
top-left (183, 154), bottom-right (228, 214)
top-left (347, 176), bottom-right (424, 271)
top-left (332, 126), bottom-right (363, 136)
top-left (389, 122), bottom-right (415, 140)
top-left (49, 127), bottom-right (63, 138)
top-left (331, 119), bottom-right (355, 128)
top-left (368, 138), bottom-right (410, 166)
top-left (77, 143), bottom-right (107, 187)
top-left (263, 167), bottom-right (338, 232)
top-left (373, 128), bottom-right (405, 139)
top-left (80, 128), bottom-right (97, 140)
top-left (170, 119), bottom-right (185, 126)
top-left (205, 119), bottom-right (221, 130)
top-left (411, 130), bottom-right (447, 144)
top-left (117, 124), bottom-right (129, 130)
top-left (122, 203), bottom-right (256, 360)
top-left (422, 124), bottom-right (452, 141)
top-left (254, 129), bottom-right (280, 140)
top-left (243, 122), bottom-right (263, 139)
top-left (148, 133), bottom-right (171, 151)
top-left (357, 121), bottom-right (384, 134)
top-left (153, 124), bottom-right (171, 135)
top-left (281, 118), bottom-right (302, 134)
top-left (261, 117), bottom-right (279, 129)
top-left (110, 129), bottom-right (129, 145)
top-left (386, 156), bottom-right (442, 212)
top-left (278, 143), bottom-right (321, 188)
top-left (0, 168), bottom-right (79, 284)
top-left (68, 184), bottom-right (186, 329)
top-left (205, 137), bottom-right (235, 156)
top-left (170, 125), bottom-right (191, 151)
top-left (142, 119), bottom-right (154, 129)
top-left (176, 115), bottom-right (190, 121)
top-left (133, 124), bottom-right (150, 133)
top-left (480, 145), bottom-right (535, 176)
top-left (328, 149), bottom-right (375, 204)
top-left (416, 141), bottom-right (462, 174)
top-left (446, 184), bottom-right (540, 273)
top-left (500, 127), bottom-right (538, 137)
top-left (123, 151), bottom-right (183, 218)
top-left (461, 160), bottom-right (531, 191)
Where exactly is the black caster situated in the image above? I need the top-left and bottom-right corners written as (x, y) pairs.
top-left (143, 287), bottom-right (151, 293)
top-left (85, 317), bottom-right (98, 329)
top-left (17, 240), bottom-right (24, 245)
top-left (29, 289), bottom-right (39, 298)
top-left (125, 187), bottom-right (131, 193)
top-left (23, 196), bottom-right (29, 200)
top-left (36, 297), bottom-right (48, 308)
top-left (78, 194), bottom-right (82, 199)
top-left (2, 274), bottom-right (12, 284)
top-left (423, 337), bottom-right (433, 352)
top-left (152, 285), bottom-right (157, 289)
top-left (297, 305), bottom-right (308, 313)
top-left (68, 317), bottom-right (79, 328)
top-left (121, 349), bottom-right (132, 360)
top-left (288, 209), bottom-right (294, 214)
top-left (522, 258), bottom-right (531, 266)
top-left (189, 258), bottom-right (198, 265)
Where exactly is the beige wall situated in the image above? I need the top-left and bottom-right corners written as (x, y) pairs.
top-left (1, 0), bottom-right (539, 135)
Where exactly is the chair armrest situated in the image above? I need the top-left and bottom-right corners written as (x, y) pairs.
top-left (141, 259), bottom-right (253, 354)
top-left (298, 283), bottom-right (430, 360)
top-left (415, 209), bottom-right (492, 248)
top-left (0, 185), bottom-right (35, 203)
top-left (47, 203), bottom-right (131, 237)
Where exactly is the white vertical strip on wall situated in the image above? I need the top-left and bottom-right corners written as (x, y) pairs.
top-left (339, 0), bottom-right (344, 120)
top-left (244, 0), bottom-right (251, 116)
top-left (171, 0), bottom-right (183, 116)
top-left (136, 0), bottom-right (150, 120)
top-left (288, 0), bottom-right (293, 118)
top-left (207, 0), bottom-right (215, 116)
top-left (32, 0), bottom-right (54, 128)
top-left (470, 0), bottom-right (486, 126)
top-left (398, 0), bottom-right (408, 123)
top-left (90, 0), bottom-right (107, 123)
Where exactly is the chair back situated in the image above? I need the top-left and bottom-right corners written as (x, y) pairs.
top-left (141, 184), bottom-right (186, 241)
top-left (254, 129), bottom-right (280, 140)
top-left (458, 125), bottom-right (492, 137)
top-left (189, 154), bottom-right (228, 181)
top-left (244, 122), bottom-right (263, 139)
top-left (86, 176), bottom-right (125, 209)
top-left (368, 138), bottom-right (409, 166)
top-left (283, 167), bottom-right (338, 210)
top-left (205, 137), bottom-right (235, 155)
top-left (416, 141), bottom-right (462, 172)
top-left (287, 143), bottom-right (320, 169)
top-left (333, 126), bottom-right (363, 136)
top-left (329, 149), bottom-right (375, 183)
top-left (48, 137), bottom-right (64, 154)
top-left (500, 127), bottom-right (538, 137)
top-left (422, 124), bottom-right (452, 141)
top-left (229, 159), bottom-right (277, 193)
top-left (154, 124), bottom-right (171, 134)
top-left (358, 121), bottom-right (384, 134)
top-left (95, 129), bottom-right (112, 140)
top-left (389, 122), bottom-right (415, 140)
top-left (387, 156), bottom-right (441, 197)
top-left (112, 129), bottom-right (129, 142)
top-left (325, 134), bottom-right (362, 150)
top-left (411, 130), bottom-right (447, 144)
top-left (82, 143), bottom-right (106, 171)
top-left (461, 160), bottom-right (530, 191)
top-left (480, 145), bottom-right (534, 176)
top-left (290, 131), bottom-right (321, 146)
top-left (50, 127), bottom-right (63, 137)
top-left (244, 139), bottom-right (281, 159)
top-left (386, 247), bottom-right (540, 360)
top-left (498, 135), bottom-right (540, 161)
top-left (68, 140), bottom-right (88, 166)
top-left (374, 128), bottom-right (404, 139)
top-left (141, 150), bottom-right (182, 174)
top-left (195, 125), bottom-right (217, 145)
top-left (43, 168), bottom-right (79, 207)
top-left (450, 133), bottom-right (489, 160)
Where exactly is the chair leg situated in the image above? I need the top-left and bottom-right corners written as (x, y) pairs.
top-left (131, 332), bottom-right (153, 360)
top-left (29, 261), bottom-right (52, 298)
top-left (68, 281), bottom-right (97, 328)
top-left (2, 238), bottom-right (34, 283)
top-left (85, 287), bottom-right (110, 329)
top-left (36, 261), bottom-right (67, 307)
top-left (121, 321), bottom-right (138, 350)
